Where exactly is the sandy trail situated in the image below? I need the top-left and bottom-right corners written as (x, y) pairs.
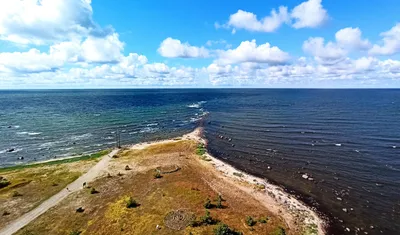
top-left (0, 149), bottom-right (119, 235)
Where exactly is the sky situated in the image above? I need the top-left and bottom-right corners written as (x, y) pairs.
top-left (0, 0), bottom-right (400, 89)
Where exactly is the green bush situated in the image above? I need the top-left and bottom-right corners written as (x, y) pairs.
top-left (154, 170), bottom-right (162, 179)
top-left (0, 177), bottom-right (11, 189)
top-left (196, 144), bottom-right (206, 156)
top-left (69, 231), bottom-right (82, 235)
top-left (273, 227), bottom-right (286, 235)
top-left (12, 191), bottom-right (23, 197)
top-left (213, 223), bottom-right (243, 235)
top-left (258, 216), bottom-right (269, 224)
top-left (245, 216), bottom-right (255, 226)
top-left (90, 188), bottom-right (99, 194)
top-left (200, 210), bottom-right (216, 225)
top-left (216, 194), bottom-right (223, 208)
top-left (204, 198), bottom-right (213, 209)
top-left (126, 197), bottom-right (139, 208)
top-left (233, 172), bottom-right (244, 177)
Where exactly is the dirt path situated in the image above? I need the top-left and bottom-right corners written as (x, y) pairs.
top-left (0, 149), bottom-right (119, 235)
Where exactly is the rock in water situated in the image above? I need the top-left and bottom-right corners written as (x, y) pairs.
top-left (6, 148), bottom-right (15, 153)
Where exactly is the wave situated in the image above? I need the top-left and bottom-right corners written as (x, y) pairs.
top-left (102, 136), bottom-right (114, 140)
top-left (140, 127), bottom-right (159, 133)
top-left (146, 123), bottom-right (159, 127)
top-left (16, 131), bottom-right (42, 136)
top-left (187, 101), bottom-right (207, 108)
top-left (68, 133), bottom-right (92, 141)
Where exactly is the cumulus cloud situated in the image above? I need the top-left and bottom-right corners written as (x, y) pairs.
top-left (0, 48), bottom-right (64, 73)
top-left (369, 23), bottom-right (400, 56)
top-left (335, 27), bottom-right (371, 50)
top-left (215, 40), bottom-right (290, 65)
top-left (303, 37), bottom-right (347, 64)
top-left (227, 7), bottom-right (290, 32)
top-left (217, 0), bottom-right (328, 33)
top-left (291, 0), bottom-right (328, 29)
top-left (81, 33), bottom-right (124, 63)
top-left (0, 0), bottom-right (108, 45)
top-left (158, 38), bottom-right (209, 58)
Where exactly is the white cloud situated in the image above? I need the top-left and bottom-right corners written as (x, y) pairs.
top-left (369, 23), bottom-right (400, 56)
top-left (0, 48), bottom-right (64, 73)
top-left (81, 33), bottom-right (124, 63)
top-left (291, 0), bottom-right (328, 29)
top-left (219, 0), bottom-right (328, 33)
top-left (0, 0), bottom-right (106, 45)
top-left (335, 27), bottom-right (371, 50)
top-left (158, 37), bottom-right (209, 58)
top-left (215, 40), bottom-right (290, 65)
top-left (227, 7), bottom-right (289, 33)
top-left (303, 37), bottom-right (347, 64)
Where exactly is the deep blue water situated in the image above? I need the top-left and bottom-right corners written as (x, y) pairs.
top-left (0, 89), bottom-right (399, 234)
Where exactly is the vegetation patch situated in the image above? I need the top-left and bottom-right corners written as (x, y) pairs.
top-left (245, 216), bottom-right (256, 226)
top-left (0, 177), bottom-right (11, 189)
top-left (196, 143), bottom-right (206, 156)
top-left (233, 172), bottom-right (244, 178)
top-left (0, 149), bottom-right (111, 173)
top-left (214, 223), bottom-right (243, 235)
top-left (126, 197), bottom-right (139, 208)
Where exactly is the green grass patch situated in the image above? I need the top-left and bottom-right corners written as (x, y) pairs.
top-left (0, 149), bottom-right (111, 173)
top-left (196, 143), bottom-right (206, 156)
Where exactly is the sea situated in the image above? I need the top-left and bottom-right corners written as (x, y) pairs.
top-left (0, 89), bottom-right (399, 235)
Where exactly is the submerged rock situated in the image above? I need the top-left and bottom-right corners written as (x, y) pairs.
top-left (6, 148), bottom-right (15, 153)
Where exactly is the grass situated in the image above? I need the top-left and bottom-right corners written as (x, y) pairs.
top-left (0, 149), bottom-right (111, 173)
top-left (232, 172), bottom-right (244, 177)
top-left (196, 143), bottom-right (206, 156)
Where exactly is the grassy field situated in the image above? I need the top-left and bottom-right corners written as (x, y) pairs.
top-left (16, 141), bottom-right (289, 235)
top-left (0, 150), bottom-right (110, 228)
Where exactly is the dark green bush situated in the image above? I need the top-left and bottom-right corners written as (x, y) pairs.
top-left (245, 216), bottom-right (255, 226)
top-left (90, 188), bottom-right (99, 194)
top-left (0, 177), bottom-right (11, 189)
top-left (69, 231), bottom-right (82, 235)
top-left (154, 170), bottom-right (162, 179)
top-left (204, 198), bottom-right (213, 209)
top-left (216, 194), bottom-right (223, 208)
top-left (273, 227), bottom-right (286, 235)
top-left (196, 144), bottom-right (206, 156)
top-left (213, 223), bottom-right (242, 235)
top-left (200, 210), bottom-right (216, 225)
top-left (126, 197), bottom-right (139, 208)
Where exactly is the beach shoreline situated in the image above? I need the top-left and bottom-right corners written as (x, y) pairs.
top-left (1, 127), bottom-right (327, 234)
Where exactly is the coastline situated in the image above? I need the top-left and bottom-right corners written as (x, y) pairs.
top-left (1, 127), bottom-right (327, 234)
top-left (124, 128), bottom-right (327, 234)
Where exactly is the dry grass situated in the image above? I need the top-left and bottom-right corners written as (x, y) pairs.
top-left (16, 140), bottom-right (289, 235)
top-left (0, 160), bottom-right (97, 228)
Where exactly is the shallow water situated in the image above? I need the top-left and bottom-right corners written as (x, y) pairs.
top-left (0, 89), bottom-right (399, 234)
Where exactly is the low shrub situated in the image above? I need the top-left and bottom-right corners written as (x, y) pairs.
top-left (214, 223), bottom-right (242, 235)
top-left (273, 227), bottom-right (286, 235)
top-left (90, 188), bottom-right (99, 194)
top-left (233, 172), bottom-right (244, 177)
top-left (154, 170), bottom-right (162, 179)
top-left (216, 194), bottom-right (223, 208)
top-left (196, 144), bottom-right (206, 156)
top-left (258, 216), bottom-right (269, 224)
top-left (69, 231), bottom-right (82, 235)
top-left (12, 191), bottom-right (23, 197)
top-left (204, 198), bottom-right (213, 209)
top-left (245, 216), bottom-right (255, 226)
top-left (0, 177), bottom-right (11, 189)
top-left (126, 197), bottom-right (139, 208)
top-left (200, 210), bottom-right (217, 225)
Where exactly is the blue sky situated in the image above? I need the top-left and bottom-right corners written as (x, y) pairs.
top-left (0, 0), bottom-right (400, 88)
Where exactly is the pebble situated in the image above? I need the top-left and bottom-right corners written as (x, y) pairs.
top-left (302, 174), bottom-right (309, 179)
top-left (337, 197), bottom-right (342, 201)
top-left (342, 208), bottom-right (348, 213)
top-left (345, 227), bottom-right (350, 232)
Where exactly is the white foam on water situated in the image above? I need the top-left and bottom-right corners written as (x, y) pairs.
top-left (28, 132), bottom-right (42, 136)
top-left (103, 136), bottom-right (114, 140)
top-left (335, 143), bottom-right (342, 147)
top-left (146, 123), bottom-right (158, 127)
top-left (129, 131), bottom-right (138, 135)
top-left (16, 132), bottom-right (28, 135)
top-left (68, 133), bottom-right (93, 141)
top-left (140, 127), bottom-right (159, 133)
